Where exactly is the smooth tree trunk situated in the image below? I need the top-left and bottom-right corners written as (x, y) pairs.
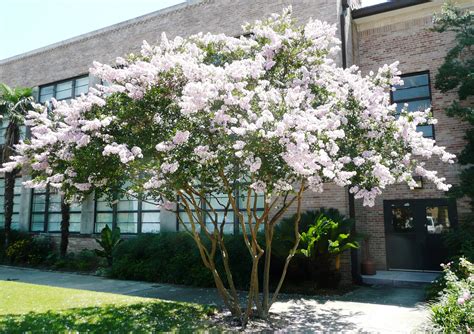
top-left (60, 198), bottom-right (70, 258)
top-left (176, 178), bottom-right (306, 327)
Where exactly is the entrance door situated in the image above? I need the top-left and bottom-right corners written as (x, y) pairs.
top-left (384, 199), bottom-right (457, 271)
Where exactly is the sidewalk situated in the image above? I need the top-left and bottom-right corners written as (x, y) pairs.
top-left (0, 265), bottom-right (432, 332)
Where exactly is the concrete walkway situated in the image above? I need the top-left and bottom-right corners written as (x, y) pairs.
top-left (0, 265), bottom-right (432, 332)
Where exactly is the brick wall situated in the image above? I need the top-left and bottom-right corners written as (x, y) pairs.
top-left (0, 0), bottom-right (342, 88)
top-left (353, 5), bottom-right (472, 270)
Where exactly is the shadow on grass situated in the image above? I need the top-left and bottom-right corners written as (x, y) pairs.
top-left (0, 301), bottom-right (217, 333)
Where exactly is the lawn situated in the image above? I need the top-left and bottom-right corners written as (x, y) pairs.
top-left (0, 281), bottom-right (216, 332)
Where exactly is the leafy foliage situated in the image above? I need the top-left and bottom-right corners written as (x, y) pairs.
top-left (273, 209), bottom-right (358, 288)
top-left (430, 258), bottom-right (474, 333)
top-left (95, 225), bottom-right (123, 266)
top-left (432, 2), bottom-right (474, 207)
top-left (0, 230), bottom-right (54, 265)
top-left (298, 213), bottom-right (359, 258)
top-left (443, 218), bottom-right (474, 262)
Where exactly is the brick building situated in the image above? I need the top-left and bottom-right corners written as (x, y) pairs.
top-left (0, 0), bottom-right (472, 279)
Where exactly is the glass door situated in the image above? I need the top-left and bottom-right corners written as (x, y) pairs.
top-left (384, 199), bottom-right (457, 271)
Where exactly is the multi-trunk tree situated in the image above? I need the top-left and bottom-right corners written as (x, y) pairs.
top-left (4, 8), bottom-right (455, 325)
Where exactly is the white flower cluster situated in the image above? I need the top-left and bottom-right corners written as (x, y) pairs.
top-left (3, 7), bottom-right (455, 207)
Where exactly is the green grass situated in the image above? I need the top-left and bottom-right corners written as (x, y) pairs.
top-left (0, 281), bottom-right (216, 333)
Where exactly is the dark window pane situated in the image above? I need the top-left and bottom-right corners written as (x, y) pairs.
top-left (55, 81), bottom-right (73, 100)
top-left (40, 85), bottom-right (54, 95)
top-left (392, 86), bottom-right (430, 101)
top-left (39, 93), bottom-right (54, 103)
top-left (399, 74), bottom-right (429, 88)
top-left (391, 203), bottom-right (414, 232)
top-left (417, 125), bottom-right (433, 138)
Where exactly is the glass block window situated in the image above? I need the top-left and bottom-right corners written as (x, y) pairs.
top-left (94, 195), bottom-right (160, 234)
top-left (392, 72), bottom-right (433, 138)
top-left (0, 178), bottom-right (22, 230)
top-left (30, 187), bottom-right (82, 233)
top-left (39, 75), bottom-right (89, 103)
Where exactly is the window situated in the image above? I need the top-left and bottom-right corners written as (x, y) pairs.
top-left (391, 72), bottom-right (433, 138)
top-left (0, 116), bottom-right (27, 146)
top-left (39, 76), bottom-right (89, 103)
top-left (94, 195), bottom-right (160, 234)
top-left (0, 178), bottom-right (22, 230)
top-left (0, 117), bottom-right (8, 146)
top-left (177, 188), bottom-right (265, 234)
top-left (30, 187), bottom-right (82, 233)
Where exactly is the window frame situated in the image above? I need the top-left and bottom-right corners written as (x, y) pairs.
top-left (0, 177), bottom-right (22, 231)
top-left (390, 70), bottom-right (435, 139)
top-left (176, 188), bottom-right (265, 235)
top-left (38, 74), bottom-right (90, 103)
top-left (93, 195), bottom-right (160, 235)
top-left (29, 187), bottom-right (82, 233)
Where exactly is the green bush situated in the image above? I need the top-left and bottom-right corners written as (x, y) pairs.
top-left (430, 257), bottom-right (473, 333)
top-left (443, 219), bottom-right (474, 262)
top-left (0, 229), bottom-right (32, 262)
top-left (273, 208), bottom-right (357, 288)
top-left (111, 232), bottom-right (255, 289)
top-left (3, 235), bottom-right (54, 265)
top-left (427, 219), bottom-right (474, 300)
top-left (111, 233), bottom-right (213, 287)
top-left (53, 250), bottom-right (104, 272)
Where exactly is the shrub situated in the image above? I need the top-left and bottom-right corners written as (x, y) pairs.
top-left (111, 232), bottom-right (255, 289)
top-left (111, 233), bottom-right (214, 287)
top-left (273, 208), bottom-right (358, 288)
top-left (427, 219), bottom-right (474, 300)
top-left (95, 225), bottom-right (123, 266)
top-left (0, 229), bottom-right (31, 261)
top-left (430, 258), bottom-right (474, 333)
top-left (4, 235), bottom-right (54, 265)
top-left (443, 219), bottom-right (474, 262)
top-left (53, 249), bottom-right (104, 272)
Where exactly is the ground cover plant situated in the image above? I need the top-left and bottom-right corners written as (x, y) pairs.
top-left (0, 281), bottom-right (216, 333)
top-left (5, 7), bottom-right (456, 326)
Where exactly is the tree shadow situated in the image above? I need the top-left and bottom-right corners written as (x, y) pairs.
top-left (0, 301), bottom-right (216, 333)
top-left (267, 299), bottom-right (363, 332)
top-left (334, 285), bottom-right (428, 308)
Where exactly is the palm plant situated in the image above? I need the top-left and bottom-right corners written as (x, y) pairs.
top-left (0, 83), bottom-right (33, 248)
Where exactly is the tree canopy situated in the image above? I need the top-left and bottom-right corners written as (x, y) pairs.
top-left (2, 7), bottom-right (456, 323)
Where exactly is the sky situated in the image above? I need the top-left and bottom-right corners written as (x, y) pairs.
top-left (0, 0), bottom-right (387, 61)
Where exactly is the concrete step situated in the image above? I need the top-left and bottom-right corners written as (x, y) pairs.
top-left (362, 270), bottom-right (440, 287)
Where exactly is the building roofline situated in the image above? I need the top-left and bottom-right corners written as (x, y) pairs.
top-left (0, 0), bottom-right (205, 65)
top-left (352, 0), bottom-right (431, 19)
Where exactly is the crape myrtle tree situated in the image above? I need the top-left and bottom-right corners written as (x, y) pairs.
top-left (4, 8), bottom-right (456, 324)
top-left (432, 2), bottom-right (474, 208)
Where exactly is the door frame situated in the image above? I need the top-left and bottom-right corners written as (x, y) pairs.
top-left (383, 198), bottom-right (458, 271)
